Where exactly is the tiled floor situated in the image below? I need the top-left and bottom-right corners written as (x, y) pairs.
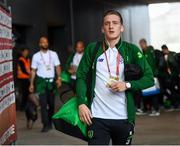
top-left (16, 108), bottom-right (180, 145)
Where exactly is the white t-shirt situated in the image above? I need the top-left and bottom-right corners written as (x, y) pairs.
top-left (71, 52), bottom-right (83, 80)
top-left (31, 50), bottom-right (60, 79)
top-left (91, 47), bottom-right (127, 119)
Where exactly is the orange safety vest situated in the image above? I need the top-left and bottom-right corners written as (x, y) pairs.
top-left (17, 57), bottom-right (31, 79)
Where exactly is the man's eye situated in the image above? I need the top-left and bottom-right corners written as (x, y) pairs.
top-left (113, 22), bottom-right (119, 25)
top-left (104, 22), bottom-right (109, 25)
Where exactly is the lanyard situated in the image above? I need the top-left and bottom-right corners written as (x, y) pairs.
top-left (102, 42), bottom-right (121, 80)
top-left (40, 50), bottom-right (51, 67)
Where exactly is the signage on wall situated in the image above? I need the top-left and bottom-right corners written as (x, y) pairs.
top-left (0, 5), bottom-right (17, 145)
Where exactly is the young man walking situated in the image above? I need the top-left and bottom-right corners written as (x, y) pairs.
top-left (76, 10), bottom-right (154, 145)
top-left (29, 37), bottom-right (62, 132)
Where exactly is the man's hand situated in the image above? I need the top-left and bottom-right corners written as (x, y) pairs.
top-left (68, 66), bottom-right (76, 75)
top-left (56, 79), bottom-right (62, 88)
top-left (78, 104), bottom-right (92, 125)
top-left (55, 65), bottom-right (62, 87)
top-left (110, 81), bottom-right (127, 92)
top-left (29, 84), bottom-right (34, 93)
top-left (29, 69), bottom-right (36, 93)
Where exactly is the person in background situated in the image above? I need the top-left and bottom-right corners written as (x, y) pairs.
top-left (139, 39), bottom-right (160, 116)
top-left (17, 47), bottom-right (31, 110)
top-left (29, 36), bottom-right (62, 132)
top-left (154, 49), bottom-right (165, 107)
top-left (174, 53), bottom-right (180, 96)
top-left (158, 45), bottom-right (180, 111)
top-left (65, 41), bottom-right (85, 92)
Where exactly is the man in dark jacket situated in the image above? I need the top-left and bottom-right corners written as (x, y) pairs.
top-left (139, 39), bottom-right (160, 116)
top-left (158, 45), bottom-right (180, 110)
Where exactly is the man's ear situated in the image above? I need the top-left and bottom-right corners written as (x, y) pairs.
top-left (101, 26), bottom-right (104, 34)
top-left (120, 25), bottom-right (124, 32)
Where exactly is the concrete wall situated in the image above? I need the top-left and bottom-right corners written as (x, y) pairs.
top-left (103, 2), bottom-right (150, 46)
top-left (7, 0), bottom-right (47, 51)
top-left (73, 0), bottom-right (150, 47)
top-left (73, 0), bottom-right (104, 44)
top-left (7, 0), bottom-right (72, 66)
top-left (7, 0), bottom-right (150, 61)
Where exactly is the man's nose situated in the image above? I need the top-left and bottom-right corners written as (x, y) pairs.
top-left (109, 23), bottom-right (113, 29)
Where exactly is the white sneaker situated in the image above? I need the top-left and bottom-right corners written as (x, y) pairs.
top-left (136, 109), bottom-right (146, 115)
top-left (149, 111), bottom-right (160, 116)
top-left (165, 108), bottom-right (175, 112)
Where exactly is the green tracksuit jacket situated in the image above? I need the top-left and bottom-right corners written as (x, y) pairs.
top-left (76, 40), bottom-right (154, 123)
top-left (143, 46), bottom-right (158, 77)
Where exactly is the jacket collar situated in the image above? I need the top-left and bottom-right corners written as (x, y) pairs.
top-left (103, 38), bottom-right (123, 51)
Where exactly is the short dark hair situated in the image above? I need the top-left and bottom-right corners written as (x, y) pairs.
top-left (76, 40), bottom-right (85, 47)
top-left (19, 45), bottom-right (28, 52)
top-left (139, 39), bottom-right (147, 44)
top-left (103, 10), bottom-right (123, 25)
top-left (39, 36), bottom-right (49, 42)
top-left (18, 46), bottom-right (28, 56)
top-left (161, 44), bottom-right (168, 50)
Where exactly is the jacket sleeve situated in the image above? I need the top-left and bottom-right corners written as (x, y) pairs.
top-left (76, 43), bottom-right (96, 106)
top-left (129, 45), bottom-right (154, 91)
